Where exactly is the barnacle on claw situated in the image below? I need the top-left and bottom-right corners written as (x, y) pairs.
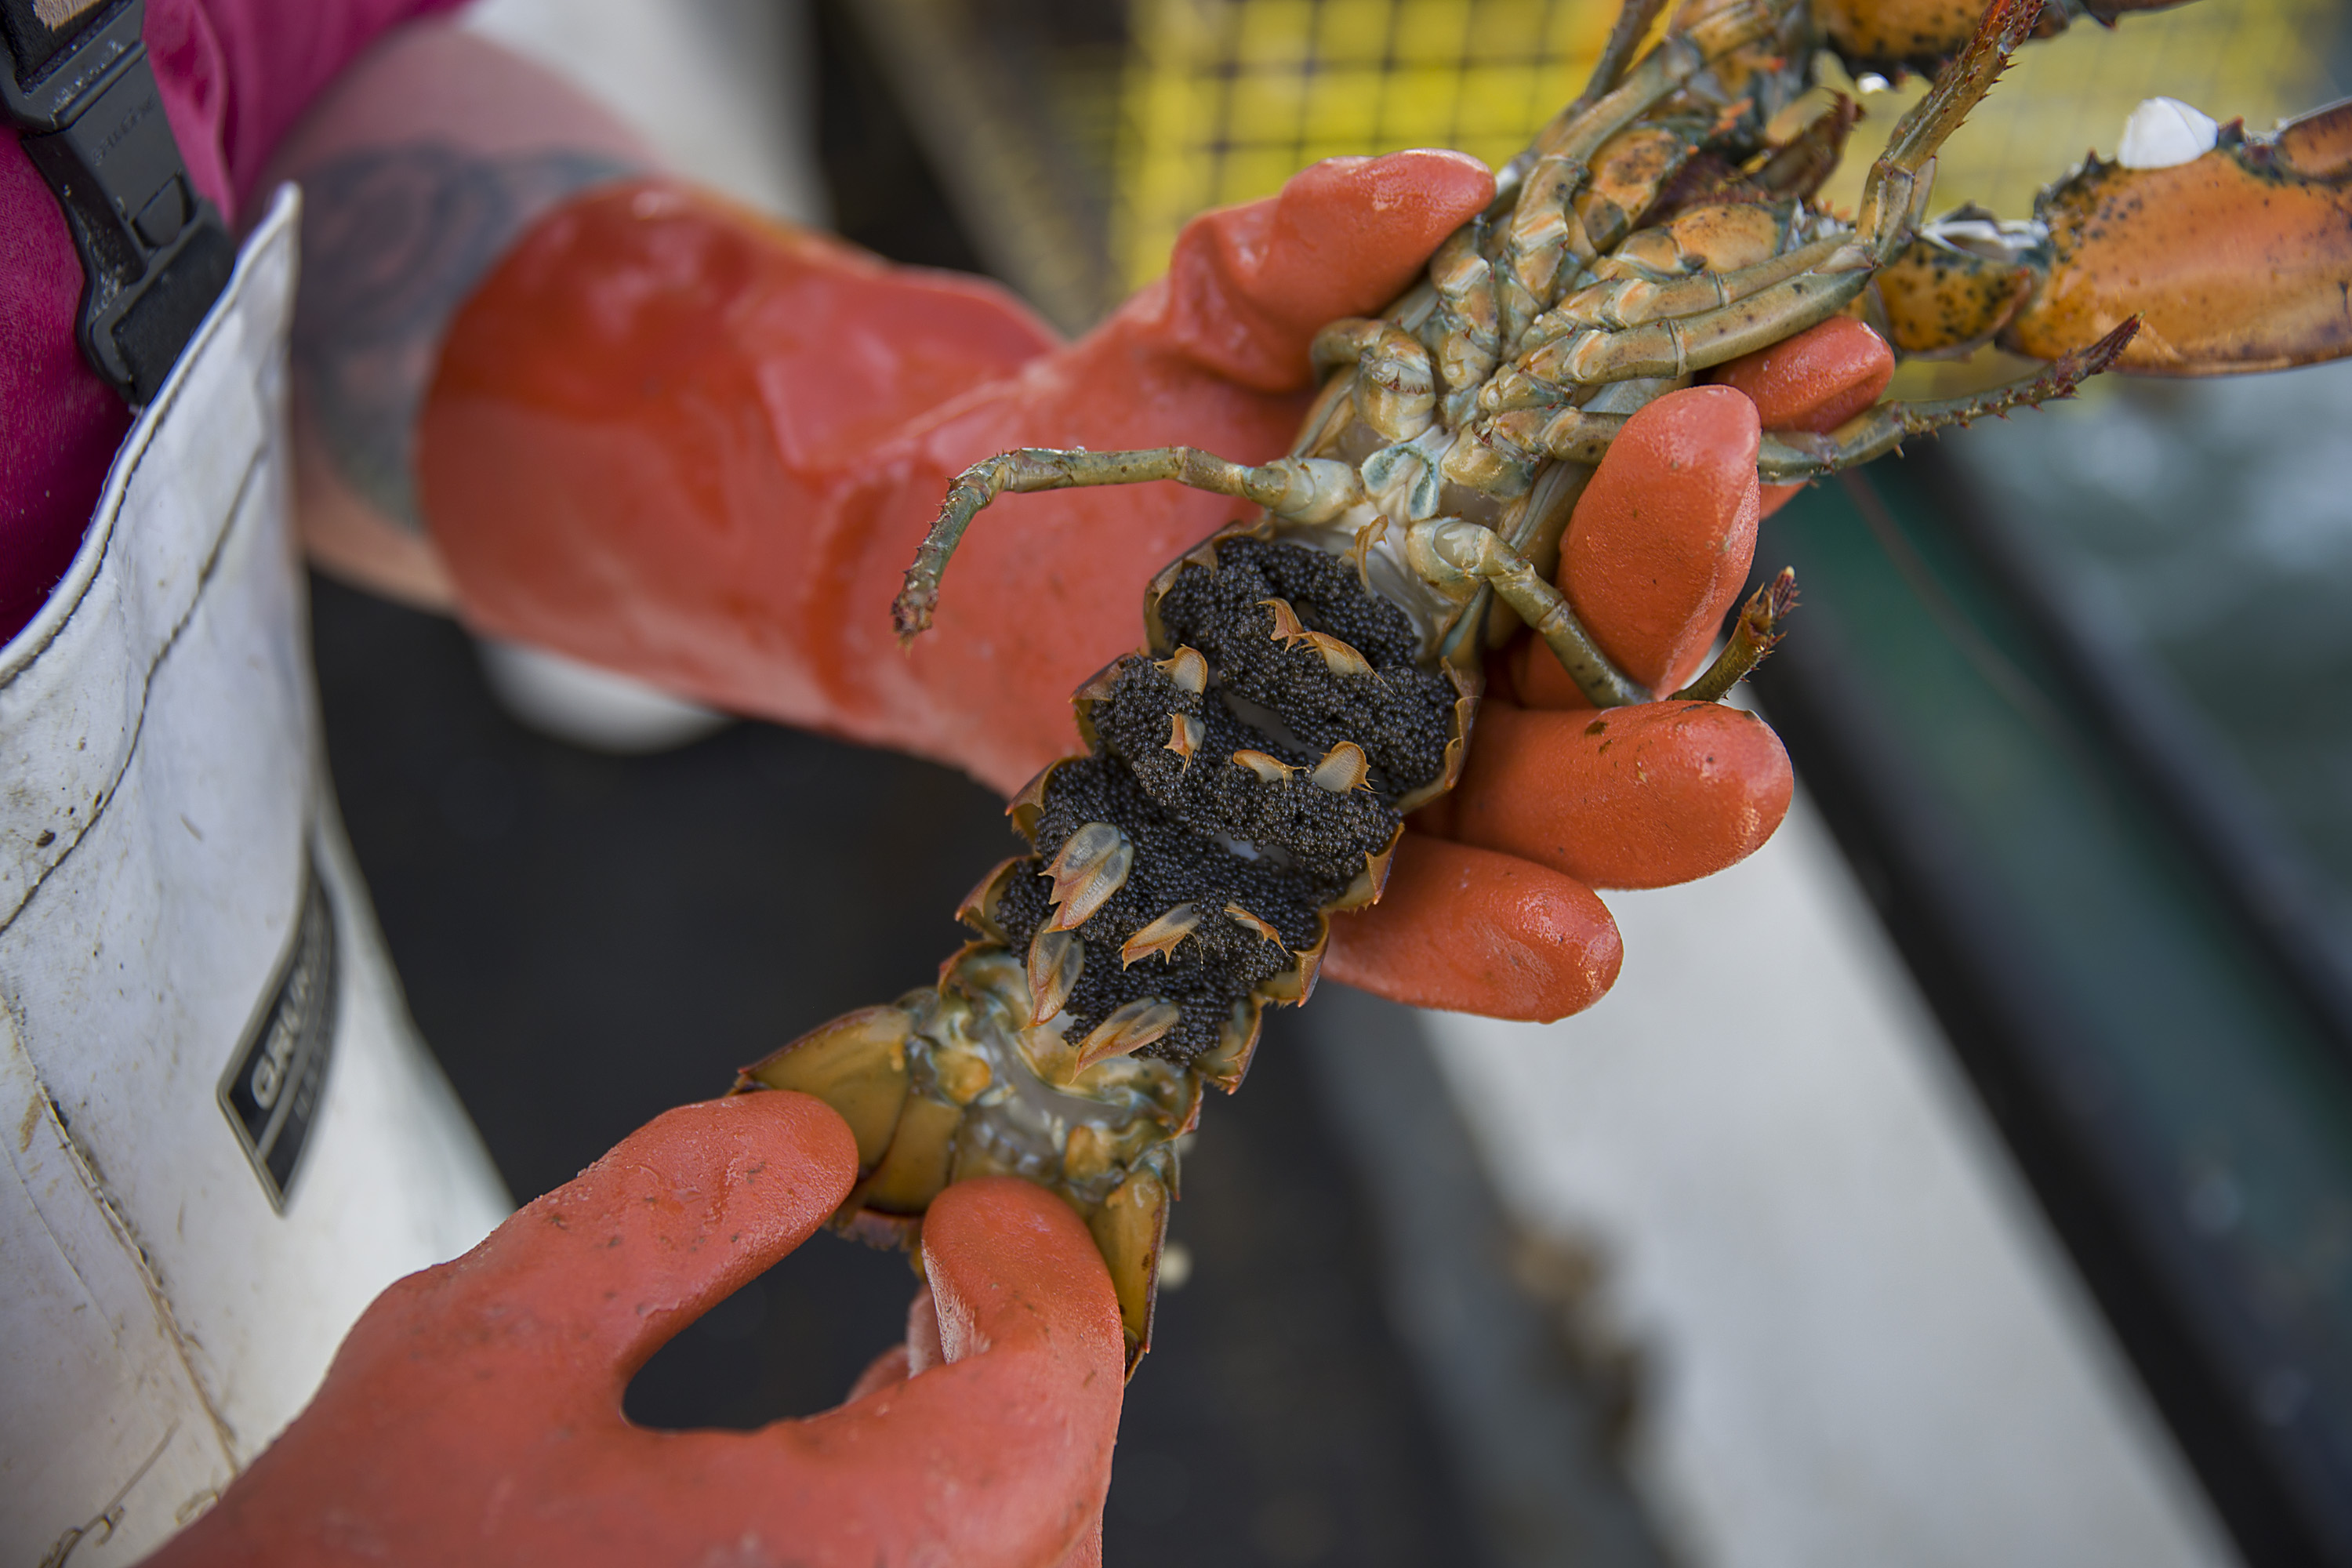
top-left (761, 0), bottom-right (2352, 1369)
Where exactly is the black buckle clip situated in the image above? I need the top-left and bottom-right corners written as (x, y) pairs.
top-left (4, 0), bottom-right (234, 405)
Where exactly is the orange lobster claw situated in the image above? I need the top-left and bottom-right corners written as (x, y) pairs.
top-left (2002, 98), bottom-right (2352, 375)
top-left (1816, 0), bottom-right (2201, 75)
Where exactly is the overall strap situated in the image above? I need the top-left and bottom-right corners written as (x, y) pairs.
top-left (2, 0), bottom-right (233, 404)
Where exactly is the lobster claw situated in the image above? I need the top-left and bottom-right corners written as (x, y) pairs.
top-left (2002, 96), bottom-right (2352, 375)
top-left (1869, 96), bottom-right (2352, 376)
top-left (1818, 0), bottom-right (2200, 77)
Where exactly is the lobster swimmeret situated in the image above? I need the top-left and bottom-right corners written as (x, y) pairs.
top-left (736, 0), bottom-right (2352, 1364)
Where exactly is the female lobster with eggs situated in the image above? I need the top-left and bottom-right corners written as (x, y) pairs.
top-left (736, 0), bottom-right (2352, 1365)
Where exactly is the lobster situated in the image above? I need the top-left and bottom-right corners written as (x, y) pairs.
top-left (735, 0), bottom-right (2352, 1367)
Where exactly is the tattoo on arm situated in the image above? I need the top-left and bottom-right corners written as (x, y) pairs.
top-left (291, 143), bottom-right (643, 532)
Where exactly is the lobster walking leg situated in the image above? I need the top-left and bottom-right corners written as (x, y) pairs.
top-left (897, 446), bottom-right (1366, 637)
top-left (1534, 0), bottom-right (1785, 168)
top-left (1497, 153), bottom-right (1601, 343)
top-left (1512, 408), bottom-right (1626, 465)
top-left (1553, 233), bottom-right (1865, 333)
top-left (1548, 0), bottom-right (1677, 140)
top-left (1755, 318), bottom-right (2140, 481)
top-left (1427, 229), bottom-right (1504, 426)
top-left (1310, 319), bottom-right (1439, 441)
top-left (1404, 521), bottom-right (1650, 707)
top-left (1671, 569), bottom-right (1798, 703)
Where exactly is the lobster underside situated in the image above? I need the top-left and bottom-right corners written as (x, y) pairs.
top-left (739, 0), bottom-right (2352, 1367)
top-left (742, 530), bottom-right (1466, 1356)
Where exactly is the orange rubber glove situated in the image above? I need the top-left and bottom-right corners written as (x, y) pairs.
top-left (416, 154), bottom-right (1494, 789)
top-left (1713, 315), bottom-right (1897, 520)
top-left (144, 1094), bottom-right (1123, 1568)
top-left (416, 162), bottom-right (1893, 1025)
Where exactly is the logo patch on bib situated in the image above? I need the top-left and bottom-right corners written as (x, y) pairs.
top-left (218, 864), bottom-right (339, 1210)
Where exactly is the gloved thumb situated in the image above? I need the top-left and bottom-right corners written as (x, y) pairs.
top-left (1152, 148), bottom-right (1496, 391)
top-left (753, 1178), bottom-right (1122, 1565)
top-left (920, 1178), bottom-right (1122, 1374)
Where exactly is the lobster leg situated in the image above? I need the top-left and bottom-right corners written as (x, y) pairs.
top-left (1755, 318), bottom-right (2140, 481)
top-left (1541, 0), bottom-right (1675, 147)
top-left (896, 445), bottom-right (1365, 637)
top-left (1749, 95), bottom-right (1864, 202)
top-left (1426, 227), bottom-right (1504, 428)
top-left (1537, 0), bottom-right (1787, 168)
top-left (1671, 569), bottom-right (1798, 702)
top-left (1551, 232), bottom-right (1864, 333)
top-left (1483, 406), bottom-right (1628, 464)
top-left (1848, 0), bottom-right (2041, 256)
top-left (1403, 519), bottom-right (1650, 707)
top-left (1310, 319), bottom-right (1439, 441)
top-left (1553, 263), bottom-right (1874, 383)
top-left (1496, 152), bottom-right (1602, 345)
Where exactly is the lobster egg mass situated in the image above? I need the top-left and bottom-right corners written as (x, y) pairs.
top-left (991, 537), bottom-right (1457, 1064)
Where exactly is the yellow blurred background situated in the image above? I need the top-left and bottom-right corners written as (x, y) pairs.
top-left (1112, 0), bottom-right (2342, 292)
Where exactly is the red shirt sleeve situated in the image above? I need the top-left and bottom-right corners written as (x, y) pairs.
top-left (1, 0), bottom-right (470, 642)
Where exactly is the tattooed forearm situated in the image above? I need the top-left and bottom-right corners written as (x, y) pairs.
top-left (291, 143), bottom-right (643, 532)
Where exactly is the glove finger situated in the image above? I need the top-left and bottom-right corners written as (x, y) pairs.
top-left (437, 1092), bottom-right (858, 1382)
top-left (906, 1281), bottom-right (946, 1375)
top-left (727, 1178), bottom-right (1120, 1567)
top-left (1449, 701), bottom-right (1791, 889)
top-left (1711, 316), bottom-right (1894, 433)
top-left (1160, 148), bottom-right (1496, 391)
top-left (1561, 385), bottom-right (1761, 695)
top-left (1323, 834), bottom-right (1622, 1021)
top-left (1714, 318), bottom-right (1893, 521)
top-left (921, 1178), bottom-right (1121, 1378)
top-left (1054, 1516), bottom-right (1107, 1568)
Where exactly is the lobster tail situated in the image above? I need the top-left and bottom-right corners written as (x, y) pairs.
top-left (738, 533), bottom-right (1461, 1366)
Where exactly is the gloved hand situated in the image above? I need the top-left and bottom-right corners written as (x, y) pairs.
top-left (416, 152), bottom-right (1494, 790)
top-left (143, 1094), bottom-right (1123, 1568)
top-left (416, 159), bottom-right (1892, 1025)
top-left (1323, 318), bottom-right (1896, 1017)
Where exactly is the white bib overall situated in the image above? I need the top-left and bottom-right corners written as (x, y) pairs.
top-left (0, 191), bottom-right (510, 1566)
